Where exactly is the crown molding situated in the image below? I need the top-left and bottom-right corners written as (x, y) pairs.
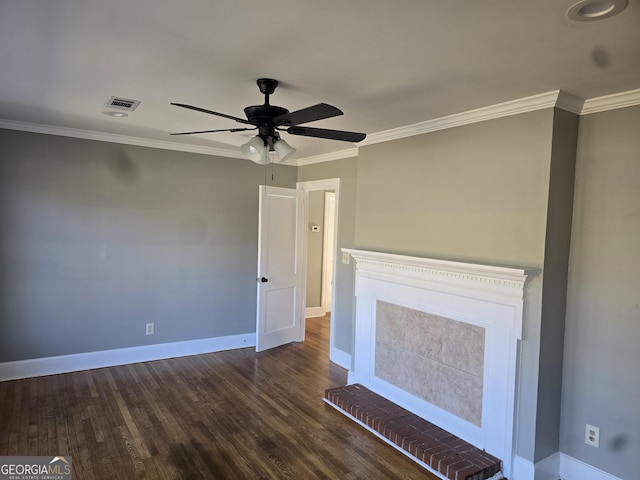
top-left (555, 90), bottom-right (585, 114)
top-left (581, 88), bottom-right (640, 115)
top-left (360, 91), bottom-right (567, 147)
top-left (0, 119), bottom-right (245, 159)
top-left (4, 88), bottom-right (639, 165)
top-left (294, 147), bottom-right (359, 166)
top-left (296, 88), bottom-right (639, 160)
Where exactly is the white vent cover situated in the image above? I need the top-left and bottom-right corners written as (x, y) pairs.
top-left (104, 96), bottom-right (141, 111)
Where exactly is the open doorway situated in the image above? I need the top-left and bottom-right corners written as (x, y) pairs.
top-left (304, 190), bottom-right (335, 318)
top-left (297, 178), bottom-right (341, 364)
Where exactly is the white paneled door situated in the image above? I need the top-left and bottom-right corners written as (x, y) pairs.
top-left (255, 186), bottom-right (305, 352)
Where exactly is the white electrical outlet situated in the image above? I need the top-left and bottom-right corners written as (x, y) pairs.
top-left (342, 252), bottom-right (350, 264)
top-left (585, 424), bottom-right (600, 447)
top-left (145, 323), bottom-right (155, 336)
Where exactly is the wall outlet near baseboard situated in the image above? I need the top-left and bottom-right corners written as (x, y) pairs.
top-left (146, 323), bottom-right (155, 336)
top-left (585, 424), bottom-right (600, 447)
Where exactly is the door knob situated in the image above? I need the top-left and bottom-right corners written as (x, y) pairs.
top-left (260, 277), bottom-right (269, 283)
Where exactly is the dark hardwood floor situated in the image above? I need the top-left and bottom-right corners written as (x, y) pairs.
top-left (0, 316), bottom-right (436, 479)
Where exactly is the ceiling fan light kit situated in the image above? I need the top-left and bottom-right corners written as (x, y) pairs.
top-left (240, 136), bottom-right (269, 164)
top-left (239, 135), bottom-right (296, 165)
top-left (272, 137), bottom-right (296, 163)
top-left (171, 78), bottom-right (366, 164)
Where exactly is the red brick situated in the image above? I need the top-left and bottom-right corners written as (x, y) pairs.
top-left (444, 459), bottom-right (473, 479)
top-left (454, 464), bottom-right (483, 480)
top-left (400, 431), bottom-right (431, 452)
top-left (436, 452), bottom-right (461, 474)
top-left (420, 443), bottom-right (450, 467)
top-left (324, 384), bottom-right (501, 480)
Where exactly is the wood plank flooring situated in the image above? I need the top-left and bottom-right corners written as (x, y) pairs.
top-left (0, 316), bottom-right (436, 479)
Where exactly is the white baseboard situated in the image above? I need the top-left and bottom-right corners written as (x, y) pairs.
top-left (329, 347), bottom-right (351, 370)
top-left (558, 453), bottom-right (622, 480)
top-left (512, 452), bottom-right (623, 480)
top-left (535, 453), bottom-right (561, 480)
top-left (305, 306), bottom-right (325, 318)
top-left (512, 456), bottom-right (536, 480)
top-left (0, 333), bottom-right (256, 381)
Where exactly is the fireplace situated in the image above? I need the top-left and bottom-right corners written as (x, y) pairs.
top-left (375, 300), bottom-right (485, 427)
top-left (343, 249), bottom-right (530, 479)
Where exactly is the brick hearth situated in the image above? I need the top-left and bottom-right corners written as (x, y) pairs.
top-left (324, 384), bottom-right (501, 480)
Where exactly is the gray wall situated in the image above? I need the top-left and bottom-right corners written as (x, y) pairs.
top-left (354, 110), bottom-right (553, 267)
top-left (535, 108), bottom-right (579, 462)
top-left (305, 190), bottom-right (324, 308)
top-left (0, 128), bottom-right (296, 362)
top-left (561, 105), bottom-right (640, 480)
top-left (298, 157), bottom-right (358, 354)
top-left (354, 108), bottom-right (559, 464)
top-left (4, 102), bottom-right (639, 479)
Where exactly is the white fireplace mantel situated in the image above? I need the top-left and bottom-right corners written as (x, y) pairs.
top-left (343, 248), bottom-right (533, 480)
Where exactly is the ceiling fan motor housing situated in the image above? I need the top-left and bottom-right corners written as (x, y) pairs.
top-left (244, 105), bottom-right (289, 126)
top-left (244, 105), bottom-right (289, 141)
top-left (171, 77), bottom-right (366, 143)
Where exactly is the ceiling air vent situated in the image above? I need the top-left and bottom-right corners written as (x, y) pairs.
top-left (105, 96), bottom-right (141, 111)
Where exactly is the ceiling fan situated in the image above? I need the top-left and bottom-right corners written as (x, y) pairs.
top-left (170, 78), bottom-right (366, 163)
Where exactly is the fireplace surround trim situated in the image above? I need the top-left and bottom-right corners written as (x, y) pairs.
top-left (343, 248), bottom-right (532, 480)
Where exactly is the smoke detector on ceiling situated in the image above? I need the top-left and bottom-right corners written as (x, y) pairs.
top-left (104, 96), bottom-right (141, 111)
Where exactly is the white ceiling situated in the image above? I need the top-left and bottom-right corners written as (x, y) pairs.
top-left (1, 0), bottom-right (639, 162)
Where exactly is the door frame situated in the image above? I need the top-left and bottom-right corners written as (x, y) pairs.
top-left (296, 178), bottom-right (341, 364)
top-left (321, 191), bottom-right (336, 315)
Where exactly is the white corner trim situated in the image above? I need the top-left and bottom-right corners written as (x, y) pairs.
top-left (535, 453), bottom-right (561, 480)
top-left (556, 91), bottom-right (585, 115)
top-left (558, 453), bottom-right (623, 480)
top-left (581, 88), bottom-right (640, 115)
top-left (0, 333), bottom-right (255, 381)
top-left (329, 347), bottom-right (351, 370)
top-left (0, 119), bottom-right (244, 159)
top-left (512, 456), bottom-right (535, 480)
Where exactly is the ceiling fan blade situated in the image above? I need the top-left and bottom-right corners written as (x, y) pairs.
top-left (287, 126), bottom-right (366, 143)
top-left (170, 127), bottom-right (257, 136)
top-left (171, 103), bottom-right (252, 125)
top-left (274, 103), bottom-right (343, 126)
